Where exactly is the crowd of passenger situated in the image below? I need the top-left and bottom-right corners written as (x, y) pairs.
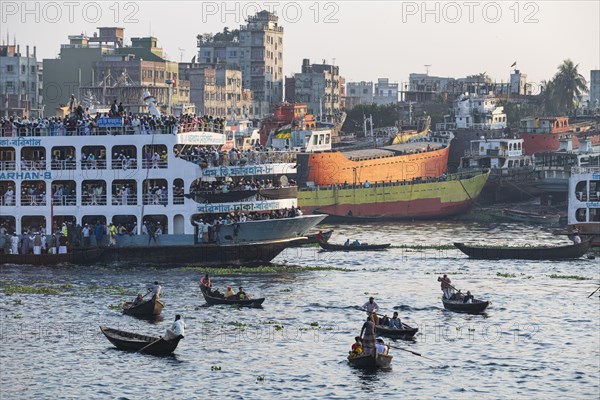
top-left (1, 103), bottom-right (227, 137)
top-left (190, 177), bottom-right (289, 196)
top-left (174, 145), bottom-right (296, 168)
top-left (192, 207), bottom-right (304, 244)
top-left (0, 219), bottom-right (165, 254)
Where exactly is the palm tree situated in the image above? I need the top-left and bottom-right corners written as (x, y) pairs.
top-left (540, 79), bottom-right (557, 116)
top-left (552, 59), bottom-right (588, 114)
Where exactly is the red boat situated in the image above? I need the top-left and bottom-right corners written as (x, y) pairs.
top-left (518, 116), bottom-right (599, 155)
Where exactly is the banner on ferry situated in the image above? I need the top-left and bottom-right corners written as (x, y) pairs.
top-left (98, 117), bottom-right (123, 127)
top-left (201, 163), bottom-right (296, 178)
top-left (178, 132), bottom-right (226, 146)
top-left (196, 199), bottom-right (297, 214)
top-left (0, 137), bottom-right (42, 146)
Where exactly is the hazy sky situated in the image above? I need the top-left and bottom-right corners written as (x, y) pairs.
top-left (3, 1), bottom-right (599, 92)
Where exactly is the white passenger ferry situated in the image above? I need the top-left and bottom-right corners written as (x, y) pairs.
top-left (0, 112), bottom-right (325, 265)
top-left (568, 167), bottom-right (600, 246)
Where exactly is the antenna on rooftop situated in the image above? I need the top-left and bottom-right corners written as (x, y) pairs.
top-left (178, 48), bottom-right (185, 62)
top-left (424, 64), bottom-right (431, 75)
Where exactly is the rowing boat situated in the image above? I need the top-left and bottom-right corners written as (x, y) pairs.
top-left (347, 351), bottom-right (392, 369)
top-left (453, 239), bottom-right (591, 260)
top-left (200, 285), bottom-right (265, 307)
top-left (441, 297), bottom-right (490, 314)
top-left (100, 326), bottom-right (181, 355)
top-left (374, 323), bottom-right (418, 339)
top-left (122, 296), bottom-right (164, 317)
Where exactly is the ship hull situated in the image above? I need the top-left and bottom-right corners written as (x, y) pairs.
top-left (298, 172), bottom-right (489, 220)
top-left (298, 147), bottom-right (450, 186)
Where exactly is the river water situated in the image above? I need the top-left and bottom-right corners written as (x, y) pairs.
top-left (1, 220), bottom-right (598, 399)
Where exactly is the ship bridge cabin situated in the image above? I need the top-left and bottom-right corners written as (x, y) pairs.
top-left (519, 116), bottom-right (571, 134)
top-left (461, 138), bottom-right (531, 169)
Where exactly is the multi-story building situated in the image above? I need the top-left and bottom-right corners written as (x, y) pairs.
top-left (374, 78), bottom-right (398, 106)
top-left (181, 63), bottom-right (252, 118)
top-left (43, 27), bottom-right (123, 115)
top-left (0, 43), bottom-right (43, 117)
top-left (196, 10), bottom-right (283, 116)
top-left (590, 70), bottom-right (600, 110)
top-left (346, 81), bottom-right (373, 110)
top-left (83, 36), bottom-right (190, 114)
top-left (289, 59), bottom-right (341, 118)
top-left (45, 28), bottom-right (191, 116)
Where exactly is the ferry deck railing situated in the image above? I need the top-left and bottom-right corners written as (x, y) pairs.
top-left (0, 124), bottom-right (225, 138)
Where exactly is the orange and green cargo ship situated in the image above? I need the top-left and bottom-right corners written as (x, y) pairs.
top-left (297, 171), bottom-right (490, 221)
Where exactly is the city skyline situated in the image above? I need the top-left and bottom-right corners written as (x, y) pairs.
top-left (2, 1), bottom-right (599, 90)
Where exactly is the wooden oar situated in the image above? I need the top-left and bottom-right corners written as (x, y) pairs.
top-left (588, 286), bottom-right (600, 298)
top-left (136, 337), bottom-right (163, 353)
top-left (387, 344), bottom-right (439, 363)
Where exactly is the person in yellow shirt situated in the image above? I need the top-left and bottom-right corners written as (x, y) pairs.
top-left (224, 285), bottom-right (236, 300)
top-left (349, 336), bottom-right (363, 357)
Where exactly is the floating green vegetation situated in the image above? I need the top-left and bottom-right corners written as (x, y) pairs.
top-left (179, 265), bottom-right (352, 274)
top-left (310, 322), bottom-right (319, 327)
top-left (548, 274), bottom-right (591, 280)
top-left (211, 366), bottom-right (222, 371)
top-left (496, 272), bottom-right (517, 278)
top-left (2, 284), bottom-right (67, 296)
top-left (108, 304), bottom-right (123, 310)
top-left (87, 284), bottom-right (130, 295)
top-left (12, 299), bottom-right (22, 305)
top-left (13, 313), bottom-right (22, 319)
top-left (256, 375), bottom-right (265, 382)
top-left (281, 288), bottom-right (292, 292)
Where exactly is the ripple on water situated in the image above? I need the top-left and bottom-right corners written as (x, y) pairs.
top-left (1, 221), bottom-right (599, 398)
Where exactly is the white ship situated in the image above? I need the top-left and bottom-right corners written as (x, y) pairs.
top-left (0, 97), bottom-right (325, 265)
top-left (567, 167), bottom-right (600, 246)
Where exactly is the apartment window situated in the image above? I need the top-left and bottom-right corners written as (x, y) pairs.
top-left (6, 81), bottom-right (14, 90)
top-left (21, 65), bottom-right (26, 73)
top-left (21, 81), bottom-right (26, 89)
top-left (31, 65), bottom-right (36, 74)
top-left (31, 82), bottom-right (35, 91)
top-left (6, 65), bottom-right (14, 73)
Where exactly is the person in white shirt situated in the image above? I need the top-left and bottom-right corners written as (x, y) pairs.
top-left (163, 315), bottom-right (186, 341)
top-left (148, 281), bottom-right (162, 299)
top-left (375, 337), bottom-right (388, 355)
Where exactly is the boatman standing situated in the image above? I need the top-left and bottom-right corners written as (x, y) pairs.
top-left (438, 274), bottom-right (454, 299)
top-left (362, 297), bottom-right (380, 325)
top-left (148, 281), bottom-right (162, 300)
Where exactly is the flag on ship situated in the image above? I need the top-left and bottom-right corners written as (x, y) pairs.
top-left (274, 124), bottom-right (292, 139)
top-left (511, 61), bottom-right (517, 67)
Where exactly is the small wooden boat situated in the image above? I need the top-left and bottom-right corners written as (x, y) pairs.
top-left (454, 239), bottom-right (592, 260)
top-left (347, 351), bottom-right (393, 369)
top-left (374, 323), bottom-right (418, 339)
top-left (200, 285), bottom-right (265, 307)
top-left (317, 241), bottom-right (390, 251)
top-left (122, 296), bottom-right (164, 317)
top-left (289, 229), bottom-right (334, 247)
top-left (100, 326), bottom-right (181, 355)
top-left (501, 208), bottom-right (561, 224)
top-left (441, 297), bottom-right (490, 314)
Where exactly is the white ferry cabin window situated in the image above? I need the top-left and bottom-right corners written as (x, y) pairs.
top-left (575, 208), bottom-right (587, 222)
top-left (575, 181), bottom-right (587, 201)
top-left (590, 208), bottom-right (600, 222)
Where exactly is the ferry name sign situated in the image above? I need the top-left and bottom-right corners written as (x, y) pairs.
top-left (197, 199), bottom-right (297, 213)
top-left (178, 132), bottom-right (226, 146)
